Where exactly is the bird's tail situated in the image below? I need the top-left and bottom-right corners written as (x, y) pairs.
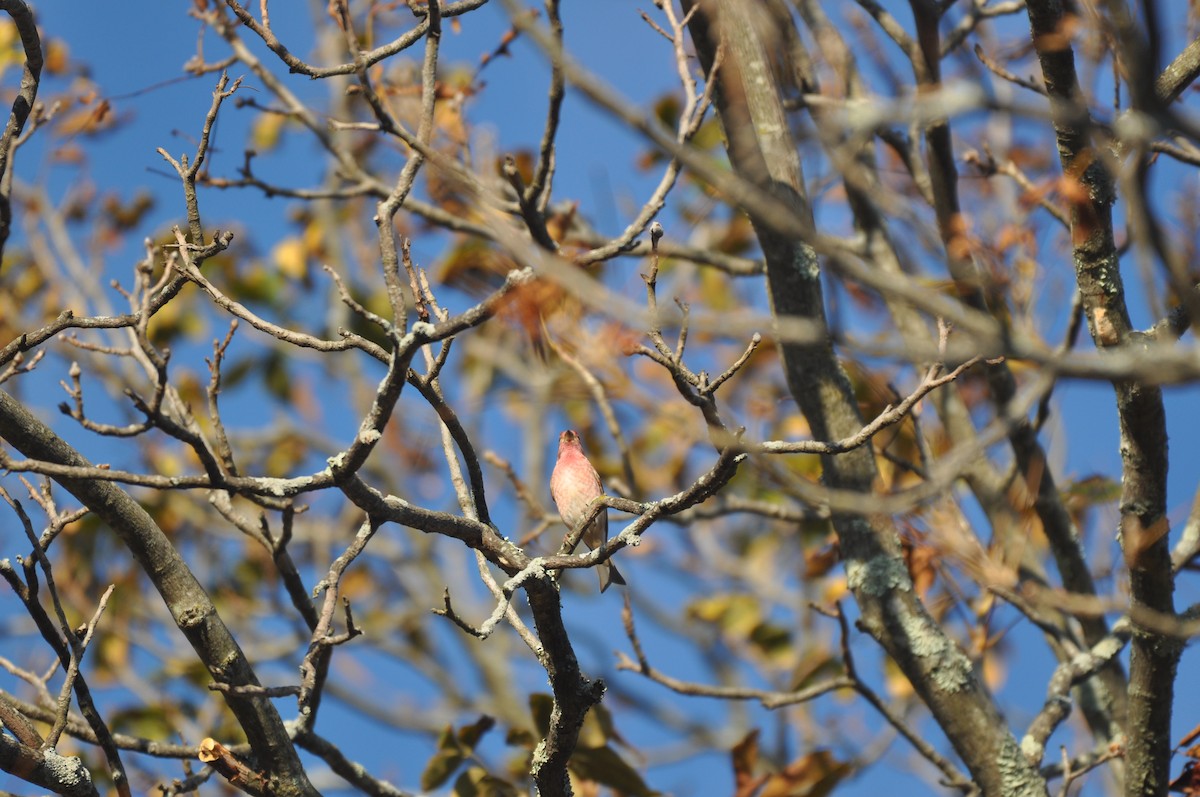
top-left (598, 560), bottom-right (627, 593)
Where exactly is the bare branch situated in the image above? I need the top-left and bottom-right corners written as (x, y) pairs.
top-left (0, 0), bottom-right (41, 265)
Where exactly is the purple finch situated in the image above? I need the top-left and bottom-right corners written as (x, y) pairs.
top-left (550, 430), bottom-right (626, 592)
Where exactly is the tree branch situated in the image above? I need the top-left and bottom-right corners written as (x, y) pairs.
top-left (0, 389), bottom-right (320, 797)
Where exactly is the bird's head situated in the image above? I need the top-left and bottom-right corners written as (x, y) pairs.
top-left (557, 429), bottom-right (581, 456)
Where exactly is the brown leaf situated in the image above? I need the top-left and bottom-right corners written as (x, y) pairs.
top-left (759, 750), bottom-right (850, 797)
top-left (731, 729), bottom-right (762, 794)
top-left (56, 98), bottom-right (113, 137)
top-left (1170, 761), bottom-right (1200, 795)
top-left (904, 539), bottom-right (937, 599)
top-left (44, 39), bottom-right (70, 75)
top-left (803, 542), bottom-right (840, 579)
top-left (1033, 13), bottom-right (1080, 52)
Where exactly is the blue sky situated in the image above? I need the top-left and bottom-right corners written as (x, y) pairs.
top-left (2, 2), bottom-right (1200, 796)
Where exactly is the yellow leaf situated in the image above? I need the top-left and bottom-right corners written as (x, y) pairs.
top-left (251, 112), bottom-right (286, 151)
top-left (302, 217), bottom-right (327, 258)
top-left (154, 451), bottom-right (185, 478)
top-left (883, 657), bottom-right (914, 699)
top-left (272, 237), bottom-right (307, 279)
top-left (822, 574), bottom-right (848, 604)
top-left (96, 633), bottom-right (130, 675)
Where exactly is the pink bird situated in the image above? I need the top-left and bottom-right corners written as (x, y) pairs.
top-left (550, 430), bottom-right (626, 592)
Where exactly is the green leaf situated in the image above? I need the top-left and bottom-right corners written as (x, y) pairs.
top-left (570, 745), bottom-right (656, 796)
top-left (453, 766), bottom-right (521, 797)
top-left (421, 726), bottom-right (465, 790)
top-left (750, 622), bottom-right (793, 664)
top-left (653, 94), bottom-right (682, 128)
top-left (1062, 474), bottom-right (1121, 504)
top-left (458, 715), bottom-right (496, 750)
top-left (577, 702), bottom-right (613, 749)
top-left (505, 727), bottom-right (535, 747)
top-left (529, 693), bottom-right (553, 737)
top-left (421, 748), bottom-right (465, 791)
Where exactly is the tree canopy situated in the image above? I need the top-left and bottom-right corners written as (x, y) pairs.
top-left (1, 1), bottom-right (1199, 796)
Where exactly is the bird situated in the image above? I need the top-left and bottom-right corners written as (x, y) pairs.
top-left (550, 430), bottom-right (626, 592)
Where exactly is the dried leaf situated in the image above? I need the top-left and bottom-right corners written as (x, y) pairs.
top-left (759, 750), bottom-right (850, 797)
top-left (731, 729), bottom-right (761, 789)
